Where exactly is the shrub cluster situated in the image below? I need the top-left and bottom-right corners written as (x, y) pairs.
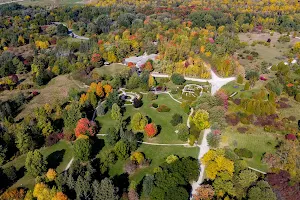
top-left (234, 148), bottom-right (253, 158)
top-left (237, 127), bottom-right (249, 134)
top-left (151, 103), bottom-right (158, 108)
top-left (156, 104), bottom-right (170, 112)
top-left (225, 113), bottom-right (240, 126)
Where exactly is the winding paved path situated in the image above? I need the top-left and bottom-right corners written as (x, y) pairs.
top-left (151, 69), bottom-right (236, 95)
top-left (0, 0), bottom-right (23, 5)
top-left (52, 22), bottom-right (89, 40)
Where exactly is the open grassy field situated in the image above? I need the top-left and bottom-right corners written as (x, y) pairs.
top-left (108, 144), bottom-right (199, 184)
top-left (97, 93), bottom-right (188, 144)
top-left (19, 0), bottom-right (86, 6)
top-left (92, 63), bottom-right (128, 77)
top-left (13, 74), bottom-right (83, 120)
top-left (237, 32), bottom-right (298, 71)
top-left (221, 128), bottom-right (279, 172)
top-left (3, 140), bottom-right (73, 189)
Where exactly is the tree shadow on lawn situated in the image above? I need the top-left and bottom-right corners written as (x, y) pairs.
top-left (112, 173), bottom-right (129, 196)
top-left (157, 125), bottom-right (162, 135)
top-left (91, 138), bottom-right (105, 157)
top-left (46, 149), bottom-right (66, 169)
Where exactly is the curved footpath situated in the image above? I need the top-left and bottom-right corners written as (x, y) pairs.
top-left (151, 69), bottom-right (236, 95)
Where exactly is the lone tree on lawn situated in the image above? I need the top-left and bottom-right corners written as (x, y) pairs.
top-left (25, 150), bottom-right (47, 177)
top-left (111, 103), bottom-right (121, 120)
top-left (131, 112), bottom-right (148, 132)
top-left (144, 123), bottom-right (158, 138)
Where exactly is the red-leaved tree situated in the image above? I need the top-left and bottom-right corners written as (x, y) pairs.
top-left (144, 123), bottom-right (158, 138)
top-left (215, 89), bottom-right (228, 110)
top-left (91, 53), bottom-right (101, 63)
top-left (74, 118), bottom-right (97, 138)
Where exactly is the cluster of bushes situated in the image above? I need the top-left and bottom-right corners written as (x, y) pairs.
top-left (251, 40), bottom-right (270, 47)
top-left (234, 148), bottom-right (253, 158)
top-left (16, 83), bottom-right (32, 90)
top-left (278, 35), bottom-right (290, 43)
top-left (151, 103), bottom-right (158, 108)
top-left (237, 127), bottom-right (249, 134)
top-left (156, 104), bottom-right (170, 112)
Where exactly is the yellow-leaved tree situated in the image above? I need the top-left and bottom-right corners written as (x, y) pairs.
top-left (201, 149), bottom-right (234, 180)
top-left (46, 168), bottom-right (57, 181)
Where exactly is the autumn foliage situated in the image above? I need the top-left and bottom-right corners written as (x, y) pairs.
top-left (144, 123), bottom-right (158, 138)
top-left (74, 118), bottom-right (97, 138)
top-left (193, 185), bottom-right (215, 200)
top-left (91, 53), bottom-right (102, 63)
top-left (0, 188), bottom-right (25, 200)
top-left (52, 192), bottom-right (68, 200)
top-left (46, 168), bottom-right (57, 181)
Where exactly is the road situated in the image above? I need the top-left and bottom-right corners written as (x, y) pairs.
top-left (0, 0), bottom-right (23, 5)
top-left (52, 22), bottom-right (89, 40)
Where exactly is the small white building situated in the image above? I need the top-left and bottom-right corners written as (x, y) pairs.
top-left (124, 53), bottom-right (158, 69)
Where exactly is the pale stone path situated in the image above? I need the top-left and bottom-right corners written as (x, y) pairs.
top-left (187, 108), bottom-right (194, 128)
top-left (64, 158), bottom-right (74, 171)
top-left (0, 0), bottom-right (23, 5)
top-left (151, 69), bottom-right (236, 95)
top-left (190, 129), bottom-right (210, 199)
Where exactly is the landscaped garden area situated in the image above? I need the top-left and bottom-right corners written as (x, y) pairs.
top-left (1, 1), bottom-right (300, 199)
top-left (97, 93), bottom-right (188, 144)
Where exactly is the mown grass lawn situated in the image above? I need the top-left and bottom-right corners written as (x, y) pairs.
top-left (97, 93), bottom-right (188, 144)
top-left (108, 144), bottom-right (199, 184)
top-left (221, 129), bottom-right (279, 172)
top-left (92, 63), bottom-right (127, 76)
top-left (4, 140), bottom-right (73, 190)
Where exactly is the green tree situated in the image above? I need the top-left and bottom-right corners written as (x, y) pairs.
top-left (192, 110), bottom-right (210, 130)
top-left (131, 112), bottom-right (148, 132)
top-left (248, 181), bottom-right (276, 200)
top-left (105, 127), bottom-right (120, 146)
top-left (75, 175), bottom-right (91, 199)
top-left (244, 81), bottom-right (250, 90)
top-left (25, 150), bottom-right (47, 176)
top-left (114, 140), bottom-right (130, 160)
top-left (237, 74), bottom-right (244, 84)
top-left (127, 73), bottom-right (141, 89)
top-left (93, 178), bottom-right (119, 200)
top-left (63, 102), bottom-right (82, 132)
top-left (171, 73), bottom-right (185, 85)
top-left (57, 24), bottom-right (68, 36)
top-left (73, 138), bottom-right (92, 162)
top-left (170, 114), bottom-right (183, 126)
top-left (15, 126), bottom-right (35, 154)
top-left (90, 92), bottom-right (98, 108)
top-left (0, 145), bottom-right (7, 165)
top-left (105, 90), bottom-right (121, 109)
top-left (142, 175), bottom-right (155, 196)
top-left (238, 170), bottom-right (258, 188)
top-left (111, 103), bottom-right (121, 120)
top-left (176, 123), bottom-right (189, 141)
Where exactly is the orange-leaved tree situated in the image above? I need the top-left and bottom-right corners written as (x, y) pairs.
top-left (74, 118), bottom-right (97, 138)
top-left (0, 188), bottom-right (25, 200)
top-left (144, 123), bottom-right (158, 138)
top-left (52, 192), bottom-right (68, 200)
top-left (46, 168), bottom-right (57, 181)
